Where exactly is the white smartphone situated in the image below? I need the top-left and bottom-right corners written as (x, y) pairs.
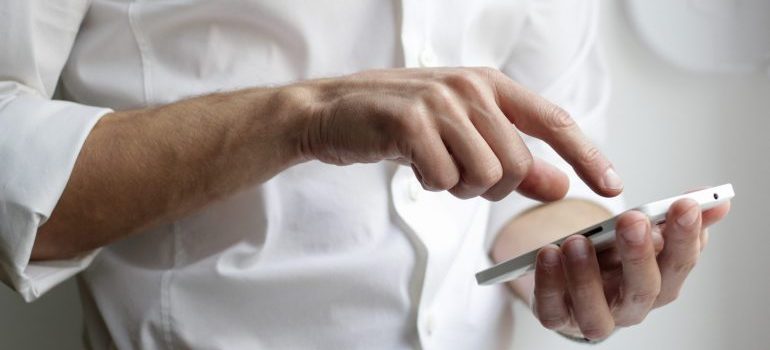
top-left (475, 184), bottom-right (735, 286)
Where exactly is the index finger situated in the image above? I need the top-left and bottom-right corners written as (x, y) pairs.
top-left (490, 74), bottom-right (622, 197)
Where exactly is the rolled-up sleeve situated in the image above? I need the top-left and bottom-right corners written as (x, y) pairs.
top-left (487, 0), bottom-right (624, 248)
top-left (0, 0), bottom-right (111, 301)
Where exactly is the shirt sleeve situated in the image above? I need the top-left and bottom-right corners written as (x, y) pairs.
top-left (486, 0), bottom-right (625, 249)
top-left (0, 0), bottom-right (112, 302)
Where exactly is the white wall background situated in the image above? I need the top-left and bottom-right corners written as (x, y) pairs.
top-left (1, 1), bottom-right (768, 349)
top-left (512, 1), bottom-right (770, 349)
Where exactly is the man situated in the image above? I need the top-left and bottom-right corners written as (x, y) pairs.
top-left (0, 0), bottom-right (730, 349)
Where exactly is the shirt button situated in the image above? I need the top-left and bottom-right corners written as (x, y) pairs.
top-left (425, 313), bottom-right (436, 336)
top-left (408, 181), bottom-right (422, 201)
top-left (419, 48), bottom-right (438, 67)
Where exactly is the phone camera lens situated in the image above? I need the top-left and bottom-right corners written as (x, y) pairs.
top-left (713, 193), bottom-right (719, 200)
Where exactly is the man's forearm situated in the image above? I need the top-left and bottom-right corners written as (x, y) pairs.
top-left (33, 87), bottom-right (310, 260)
top-left (33, 66), bottom-right (624, 262)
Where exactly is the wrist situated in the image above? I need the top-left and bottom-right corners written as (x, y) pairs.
top-left (267, 82), bottom-right (328, 165)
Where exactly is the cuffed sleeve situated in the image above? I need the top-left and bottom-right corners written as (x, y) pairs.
top-left (0, 0), bottom-right (112, 301)
top-left (0, 95), bottom-right (110, 302)
top-left (487, 0), bottom-right (624, 249)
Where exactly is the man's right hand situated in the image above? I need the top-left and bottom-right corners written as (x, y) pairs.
top-left (34, 68), bottom-right (622, 261)
top-left (291, 67), bottom-right (623, 202)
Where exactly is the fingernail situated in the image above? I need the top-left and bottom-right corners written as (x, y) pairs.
top-left (565, 237), bottom-right (589, 259)
top-left (620, 220), bottom-right (647, 244)
top-left (540, 248), bottom-right (560, 267)
top-left (677, 205), bottom-right (699, 227)
top-left (602, 167), bottom-right (623, 191)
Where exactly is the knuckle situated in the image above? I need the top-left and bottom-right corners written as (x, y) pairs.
top-left (481, 189), bottom-right (508, 202)
top-left (448, 183), bottom-right (477, 200)
top-left (625, 250), bottom-right (654, 266)
top-left (485, 155), bottom-right (532, 201)
top-left (539, 316), bottom-right (569, 330)
top-left (476, 66), bottom-right (502, 78)
top-left (468, 161), bottom-right (503, 188)
top-left (534, 288), bottom-right (563, 300)
top-left (445, 69), bottom-right (487, 96)
top-left (398, 105), bottom-right (430, 138)
top-left (427, 173), bottom-right (459, 191)
top-left (475, 66), bottom-right (506, 86)
top-left (628, 289), bottom-right (660, 306)
top-left (578, 145), bottom-right (603, 166)
top-left (424, 81), bottom-right (455, 105)
top-left (571, 284), bottom-right (596, 300)
top-left (401, 100), bottom-right (426, 120)
top-left (655, 291), bottom-right (679, 307)
top-left (543, 104), bottom-right (575, 130)
top-left (655, 289), bottom-right (681, 306)
top-left (674, 227), bottom-right (701, 243)
top-left (506, 152), bottom-right (533, 181)
top-left (451, 68), bottom-right (476, 81)
top-left (670, 259), bottom-right (698, 275)
top-left (581, 322), bottom-right (615, 340)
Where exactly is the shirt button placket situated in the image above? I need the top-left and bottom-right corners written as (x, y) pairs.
top-left (419, 47), bottom-right (438, 67)
top-left (424, 313), bottom-right (436, 336)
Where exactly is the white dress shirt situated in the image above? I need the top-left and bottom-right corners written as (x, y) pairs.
top-left (0, 0), bottom-right (623, 349)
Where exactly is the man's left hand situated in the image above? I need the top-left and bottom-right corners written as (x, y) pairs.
top-left (530, 198), bottom-right (731, 341)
